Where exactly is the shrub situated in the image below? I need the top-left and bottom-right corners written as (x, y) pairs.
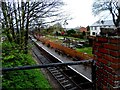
top-left (2, 41), bottom-right (51, 89)
top-left (47, 44), bottom-right (50, 48)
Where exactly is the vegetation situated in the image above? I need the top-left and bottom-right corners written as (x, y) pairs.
top-left (2, 41), bottom-right (52, 89)
top-left (66, 29), bottom-right (76, 36)
top-left (0, 0), bottom-right (72, 89)
top-left (0, 0), bottom-right (65, 53)
top-left (1, 0), bottom-right (93, 88)
top-left (45, 35), bottom-right (92, 56)
top-left (76, 47), bottom-right (93, 56)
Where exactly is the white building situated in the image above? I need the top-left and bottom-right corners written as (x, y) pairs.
top-left (90, 20), bottom-right (115, 36)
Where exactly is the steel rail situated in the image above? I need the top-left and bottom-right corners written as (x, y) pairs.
top-left (32, 42), bottom-right (83, 90)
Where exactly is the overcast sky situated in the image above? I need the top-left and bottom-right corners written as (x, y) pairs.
top-left (62, 0), bottom-right (107, 28)
top-left (4, 0), bottom-right (113, 28)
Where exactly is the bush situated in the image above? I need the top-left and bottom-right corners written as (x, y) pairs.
top-left (47, 44), bottom-right (50, 48)
top-left (2, 41), bottom-right (51, 89)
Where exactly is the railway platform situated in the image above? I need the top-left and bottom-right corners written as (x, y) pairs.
top-left (31, 35), bottom-right (92, 82)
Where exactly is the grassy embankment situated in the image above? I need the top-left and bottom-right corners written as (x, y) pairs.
top-left (2, 41), bottom-right (52, 89)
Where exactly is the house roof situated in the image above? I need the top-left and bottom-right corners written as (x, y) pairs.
top-left (91, 20), bottom-right (114, 27)
top-left (79, 27), bottom-right (87, 32)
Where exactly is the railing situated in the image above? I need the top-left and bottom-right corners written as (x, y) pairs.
top-left (2, 60), bottom-right (92, 72)
top-left (2, 60), bottom-right (96, 90)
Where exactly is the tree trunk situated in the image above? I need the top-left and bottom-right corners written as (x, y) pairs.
top-left (1, 2), bottom-right (13, 42)
top-left (24, 2), bottom-right (30, 54)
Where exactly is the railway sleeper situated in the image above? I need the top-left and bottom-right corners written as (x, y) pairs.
top-left (53, 72), bottom-right (61, 76)
top-left (48, 68), bottom-right (57, 71)
top-left (57, 77), bottom-right (66, 81)
top-left (68, 86), bottom-right (78, 90)
top-left (63, 83), bottom-right (72, 88)
top-left (61, 80), bottom-right (69, 84)
top-left (50, 70), bottom-right (59, 73)
top-left (60, 80), bottom-right (68, 83)
top-left (61, 81), bottom-right (72, 86)
top-left (55, 74), bottom-right (63, 78)
top-left (64, 84), bottom-right (78, 90)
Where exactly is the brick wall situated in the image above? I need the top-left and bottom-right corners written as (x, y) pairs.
top-left (93, 36), bottom-right (120, 90)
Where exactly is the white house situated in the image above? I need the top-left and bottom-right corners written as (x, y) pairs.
top-left (90, 20), bottom-right (115, 36)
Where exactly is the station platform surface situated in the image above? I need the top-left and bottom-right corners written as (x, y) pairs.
top-left (31, 36), bottom-right (92, 82)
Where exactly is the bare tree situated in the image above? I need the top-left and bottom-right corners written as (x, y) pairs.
top-left (92, 0), bottom-right (120, 29)
top-left (0, 0), bottom-right (66, 53)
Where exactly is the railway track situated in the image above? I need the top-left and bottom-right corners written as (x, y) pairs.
top-left (32, 44), bottom-right (82, 90)
top-left (30, 36), bottom-right (93, 90)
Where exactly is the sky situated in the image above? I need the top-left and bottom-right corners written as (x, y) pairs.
top-left (2, 0), bottom-right (114, 28)
top-left (8, 0), bottom-right (98, 28)
top-left (62, 0), bottom-right (105, 28)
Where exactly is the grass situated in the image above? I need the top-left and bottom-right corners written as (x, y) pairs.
top-left (76, 47), bottom-right (93, 56)
top-left (57, 36), bottom-right (87, 41)
top-left (46, 35), bottom-right (93, 56)
top-left (46, 35), bottom-right (58, 41)
top-left (47, 35), bottom-right (87, 42)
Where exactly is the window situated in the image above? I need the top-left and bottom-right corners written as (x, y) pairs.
top-left (90, 27), bottom-right (93, 30)
top-left (92, 32), bottom-right (96, 35)
top-left (94, 27), bottom-right (97, 30)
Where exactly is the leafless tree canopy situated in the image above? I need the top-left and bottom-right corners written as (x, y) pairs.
top-left (0, 0), bottom-right (65, 53)
top-left (92, 0), bottom-right (120, 28)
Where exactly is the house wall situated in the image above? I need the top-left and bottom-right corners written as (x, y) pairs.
top-left (90, 25), bottom-right (115, 36)
top-left (79, 27), bottom-right (87, 32)
top-left (90, 26), bottom-right (101, 36)
top-left (93, 36), bottom-right (120, 89)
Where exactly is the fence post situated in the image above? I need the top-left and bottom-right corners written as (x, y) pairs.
top-left (92, 60), bottom-right (96, 90)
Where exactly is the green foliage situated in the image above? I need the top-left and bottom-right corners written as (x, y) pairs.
top-left (86, 26), bottom-right (90, 31)
top-left (66, 29), bottom-right (76, 36)
top-left (2, 41), bottom-right (51, 89)
top-left (2, 69), bottom-right (51, 89)
top-left (82, 31), bottom-right (86, 36)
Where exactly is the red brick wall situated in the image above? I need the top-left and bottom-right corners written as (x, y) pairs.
top-left (93, 36), bottom-right (120, 89)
